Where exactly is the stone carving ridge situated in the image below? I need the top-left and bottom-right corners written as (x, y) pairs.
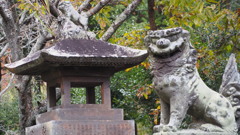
top-left (144, 27), bottom-right (239, 134)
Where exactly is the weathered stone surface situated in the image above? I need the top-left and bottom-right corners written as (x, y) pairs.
top-left (26, 120), bottom-right (135, 135)
top-left (153, 130), bottom-right (237, 135)
top-left (5, 39), bottom-right (148, 75)
top-left (219, 54), bottom-right (240, 131)
top-left (145, 27), bottom-right (238, 134)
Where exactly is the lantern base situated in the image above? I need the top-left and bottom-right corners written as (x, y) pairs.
top-left (26, 120), bottom-right (135, 135)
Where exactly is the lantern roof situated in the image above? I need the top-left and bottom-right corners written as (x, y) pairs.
top-left (5, 39), bottom-right (148, 75)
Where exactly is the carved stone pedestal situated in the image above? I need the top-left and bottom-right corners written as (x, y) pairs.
top-left (153, 130), bottom-right (237, 135)
top-left (26, 120), bottom-right (135, 135)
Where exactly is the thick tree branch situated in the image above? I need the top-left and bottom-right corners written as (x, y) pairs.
top-left (86, 0), bottom-right (111, 17)
top-left (59, 1), bottom-right (89, 30)
top-left (0, 1), bottom-right (21, 62)
top-left (100, 0), bottom-right (142, 41)
top-left (0, 1), bottom-right (11, 22)
top-left (0, 0), bottom-right (17, 25)
top-left (79, 0), bottom-right (92, 12)
top-left (29, 33), bottom-right (48, 54)
top-left (49, 1), bottom-right (60, 17)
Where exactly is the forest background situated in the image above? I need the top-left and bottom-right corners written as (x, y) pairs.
top-left (0, 0), bottom-right (239, 135)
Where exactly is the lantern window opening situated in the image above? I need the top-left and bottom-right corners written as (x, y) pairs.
top-left (56, 87), bottom-right (61, 106)
top-left (70, 83), bottom-right (102, 105)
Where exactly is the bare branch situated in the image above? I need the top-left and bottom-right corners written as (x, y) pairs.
top-left (20, 13), bottom-right (35, 26)
top-left (78, 0), bottom-right (92, 12)
top-left (0, 43), bottom-right (9, 57)
top-left (0, 16), bottom-right (2, 26)
top-left (86, 0), bottom-right (111, 17)
top-left (19, 10), bottom-right (28, 25)
top-left (0, 74), bottom-right (15, 99)
top-left (21, 37), bottom-right (38, 49)
top-left (100, 0), bottom-right (142, 41)
top-left (0, 37), bottom-right (6, 43)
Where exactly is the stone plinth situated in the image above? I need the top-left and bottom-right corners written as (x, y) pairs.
top-left (153, 130), bottom-right (237, 135)
top-left (26, 120), bottom-right (135, 135)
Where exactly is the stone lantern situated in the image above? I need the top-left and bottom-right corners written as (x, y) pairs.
top-left (5, 39), bottom-right (148, 135)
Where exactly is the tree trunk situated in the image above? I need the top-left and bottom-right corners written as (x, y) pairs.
top-left (16, 76), bottom-right (33, 135)
top-left (148, 0), bottom-right (157, 30)
top-left (0, 1), bottom-right (33, 135)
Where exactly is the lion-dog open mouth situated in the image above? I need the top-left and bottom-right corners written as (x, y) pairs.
top-left (145, 27), bottom-right (190, 59)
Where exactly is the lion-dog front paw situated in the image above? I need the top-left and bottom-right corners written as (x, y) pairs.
top-left (153, 124), bottom-right (177, 133)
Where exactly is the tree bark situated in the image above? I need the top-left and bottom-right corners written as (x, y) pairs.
top-left (148, 0), bottom-right (157, 30)
top-left (16, 76), bottom-right (33, 135)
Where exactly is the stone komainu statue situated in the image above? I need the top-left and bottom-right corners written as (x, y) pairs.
top-left (144, 27), bottom-right (240, 134)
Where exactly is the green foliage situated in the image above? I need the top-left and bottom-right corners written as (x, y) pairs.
top-left (70, 87), bottom-right (102, 104)
top-left (111, 65), bottom-right (156, 134)
top-left (0, 89), bottom-right (19, 135)
top-left (71, 88), bottom-right (87, 104)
